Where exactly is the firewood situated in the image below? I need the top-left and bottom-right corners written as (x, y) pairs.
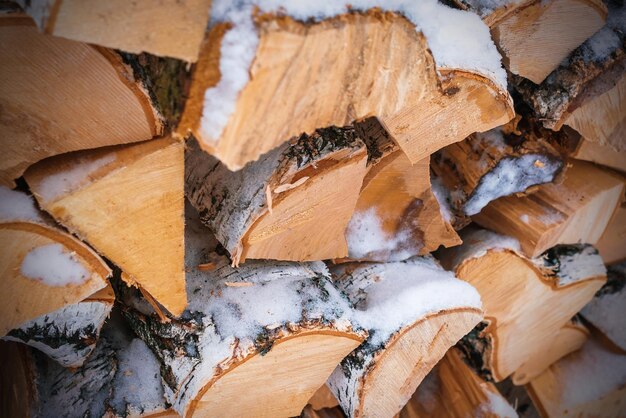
top-left (0, 12), bottom-right (183, 187)
top-left (453, 0), bottom-right (607, 83)
top-left (177, 3), bottom-right (513, 170)
top-left (186, 127), bottom-right (368, 264)
top-left (439, 228), bottom-right (607, 383)
top-left (0, 187), bottom-right (111, 338)
top-left (327, 257), bottom-right (483, 418)
top-left (24, 137), bottom-right (186, 316)
top-left (16, 0), bottom-right (211, 62)
top-left (2, 286), bottom-right (114, 368)
top-left (596, 187), bottom-right (626, 264)
top-left (527, 337), bottom-right (626, 418)
top-left (0, 342), bottom-right (35, 418)
top-left (431, 126), bottom-right (564, 226)
top-left (308, 385), bottom-right (339, 411)
top-left (120, 210), bottom-right (365, 418)
top-left (580, 262), bottom-right (626, 353)
top-left (473, 159), bottom-right (625, 258)
top-left (399, 348), bottom-right (517, 418)
top-left (344, 118), bottom-right (461, 262)
top-left (301, 405), bottom-right (346, 418)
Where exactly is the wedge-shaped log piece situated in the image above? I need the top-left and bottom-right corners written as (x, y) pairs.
top-left (454, 0), bottom-right (607, 83)
top-left (16, 0), bottom-right (211, 62)
top-left (25, 137), bottom-right (186, 316)
top-left (2, 286), bottom-right (114, 368)
top-left (0, 187), bottom-right (110, 338)
top-left (121, 210), bottom-right (365, 418)
top-left (431, 126), bottom-right (564, 223)
top-left (527, 338), bottom-right (626, 418)
top-left (440, 228), bottom-right (607, 383)
top-left (400, 348), bottom-right (517, 418)
top-left (178, 3), bottom-right (513, 169)
top-left (473, 159), bottom-right (625, 258)
top-left (0, 13), bottom-right (167, 187)
top-left (596, 187), bottom-right (626, 264)
top-left (580, 262), bottom-right (626, 353)
top-left (186, 126), bottom-right (368, 264)
top-left (309, 385), bottom-right (339, 411)
top-left (327, 257), bottom-right (483, 418)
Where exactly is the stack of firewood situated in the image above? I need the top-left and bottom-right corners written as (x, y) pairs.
top-left (1, 0), bottom-right (624, 417)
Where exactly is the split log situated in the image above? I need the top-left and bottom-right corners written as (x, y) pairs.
top-left (308, 385), bottom-right (339, 411)
top-left (121, 209), bottom-right (365, 418)
top-left (186, 127), bottom-right (368, 264)
top-left (0, 342), bottom-right (36, 418)
top-left (177, 4), bottom-right (513, 170)
top-left (596, 187), bottom-right (626, 264)
top-left (24, 137), bottom-right (186, 316)
top-left (399, 348), bottom-right (517, 418)
top-left (0, 11), bottom-right (184, 187)
top-left (301, 405), bottom-right (346, 418)
top-left (430, 126), bottom-right (564, 225)
top-left (473, 159), bottom-right (625, 258)
top-left (2, 286), bottom-right (114, 368)
top-left (327, 257), bottom-right (483, 418)
top-left (453, 0), bottom-right (607, 83)
top-left (527, 338), bottom-right (626, 418)
top-left (16, 0), bottom-right (211, 62)
top-left (344, 118), bottom-right (460, 262)
top-left (439, 228), bottom-right (607, 383)
top-left (580, 262), bottom-right (626, 353)
top-left (0, 187), bottom-right (111, 338)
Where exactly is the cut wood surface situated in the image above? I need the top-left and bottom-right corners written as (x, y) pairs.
top-left (473, 159), bottom-right (624, 258)
top-left (440, 228), bottom-right (607, 383)
top-left (596, 187), bottom-right (626, 264)
top-left (17, 0), bottom-right (212, 62)
top-left (308, 385), bottom-right (339, 411)
top-left (0, 13), bottom-right (163, 187)
top-left (0, 187), bottom-right (111, 338)
top-left (527, 338), bottom-right (626, 418)
top-left (399, 348), bottom-right (517, 418)
top-left (178, 8), bottom-right (513, 170)
top-left (328, 258), bottom-right (483, 418)
top-left (186, 127), bottom-right (368, 264)
top-left (455, 0), bottom-right (607, 83)
top-left (25, 137), bottom-right (186, 316)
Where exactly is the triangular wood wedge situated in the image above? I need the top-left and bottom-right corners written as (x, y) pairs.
top-left (24, 137), bottom-right (186, 316)
top-left (327, 257), bottom-right (483, 418)
top-left (399, 348), bottom-right (518, 418)
top-left (178, 5), bottom-right (513, 169)
top-left (308, 385), bottom-right (339, 411)
top-left (596, 185), bottom-right (626, 264)
top-left (473, 159), bottom-right (625, 258)
top-left (439, 228), bottom-right (607, 382)
top-left (527, 337), bottom-right (626, 418)
top-left (16, 0), bottom-right (211, 62)
top-left (186, 127), bottom-right (368, 264)
top-left (452, 0), bottom-right (607, 83)
top-left (0, 12), bottom-right (165, 187)
top-left (0, 187), bottom-right (110, 337)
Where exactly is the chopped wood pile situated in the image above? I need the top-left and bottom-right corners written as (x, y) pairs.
top-left (0, 0), bottom-right (624, 417)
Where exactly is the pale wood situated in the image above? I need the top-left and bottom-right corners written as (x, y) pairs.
top-left (308, 385), bottom-right (339, 411)
top-left (0, 14), bottom-right (162, 187)
top-left (178, 11), bottom-right (513, 170)
top-left (17, 0), bottom-right (211, 62)
top-left (474, 160), bottom-right (625, 258)
top-left (24, 138), bottom-right (186, 316)
top-left (596, 192), bottom-right (626, 264)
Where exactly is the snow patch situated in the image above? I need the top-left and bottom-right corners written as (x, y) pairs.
top-left (0, 186), bottom-right (44, 223)
top-left (520, 214), bottom-right (530, 224)
top-left (461, 0), bottom-right (525, 18)
top-left (21, 243), bottom-right (90, 287)
top-left (476, 390), bottom-right (518, 418)
top-left (431, 177), bottom-right (454, 223)
top-left (443, 227), bottom-right (521, 270)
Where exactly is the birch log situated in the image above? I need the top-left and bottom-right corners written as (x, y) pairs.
top-left (327, 257), bottom-right (483, 418)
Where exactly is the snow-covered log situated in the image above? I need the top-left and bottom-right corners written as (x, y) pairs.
top-left (0, 10), bottom-right (188, 187)
top-left (439, 228), bottom-right (607, 383)
top-left (186, 126), bottom-right (368, 264)
top-left (24, 137), bottom-right (186, 316)
top-left (177, 1), bottom-right (514, 170)
top-left (580, 262), bottom-right (626, 353)
top-left (0, 187), bottom-right (111, 338)
top-left (327, 257), bottom-right (483, 418)
top-left (16, 0), bottom-right (211, 62)
top-left (430, 125), bottom-right (564, 226)
top-left (472, 159), bottom-right (624, 258)
top-left (453, 0), bottom-right (607, 83)
top-left (399, 348), bottom-right (517, 418)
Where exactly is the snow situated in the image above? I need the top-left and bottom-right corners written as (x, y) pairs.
top-left (346, 208), bottom-right (417, 261)
top-left (0, 186), bottom-right (44, 223)
top-left (443, 227), bottom-right (521, 270)
top-left (20, 243), bottom-right (90, 287)
top-left (37, 154), bottom-right (116, 202)
top-left (476, 390), bottom-right (518, 418)
top-left (520, 214), bottom-right (530, 224)
top-left (579, 2), bottom-right (626, 63)
top-left (204, 0), bottom-right (507, 140)
top-left (431, 177), bottom-right (454, 224)
top-left (461, 0), bottom-right (524, 18)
